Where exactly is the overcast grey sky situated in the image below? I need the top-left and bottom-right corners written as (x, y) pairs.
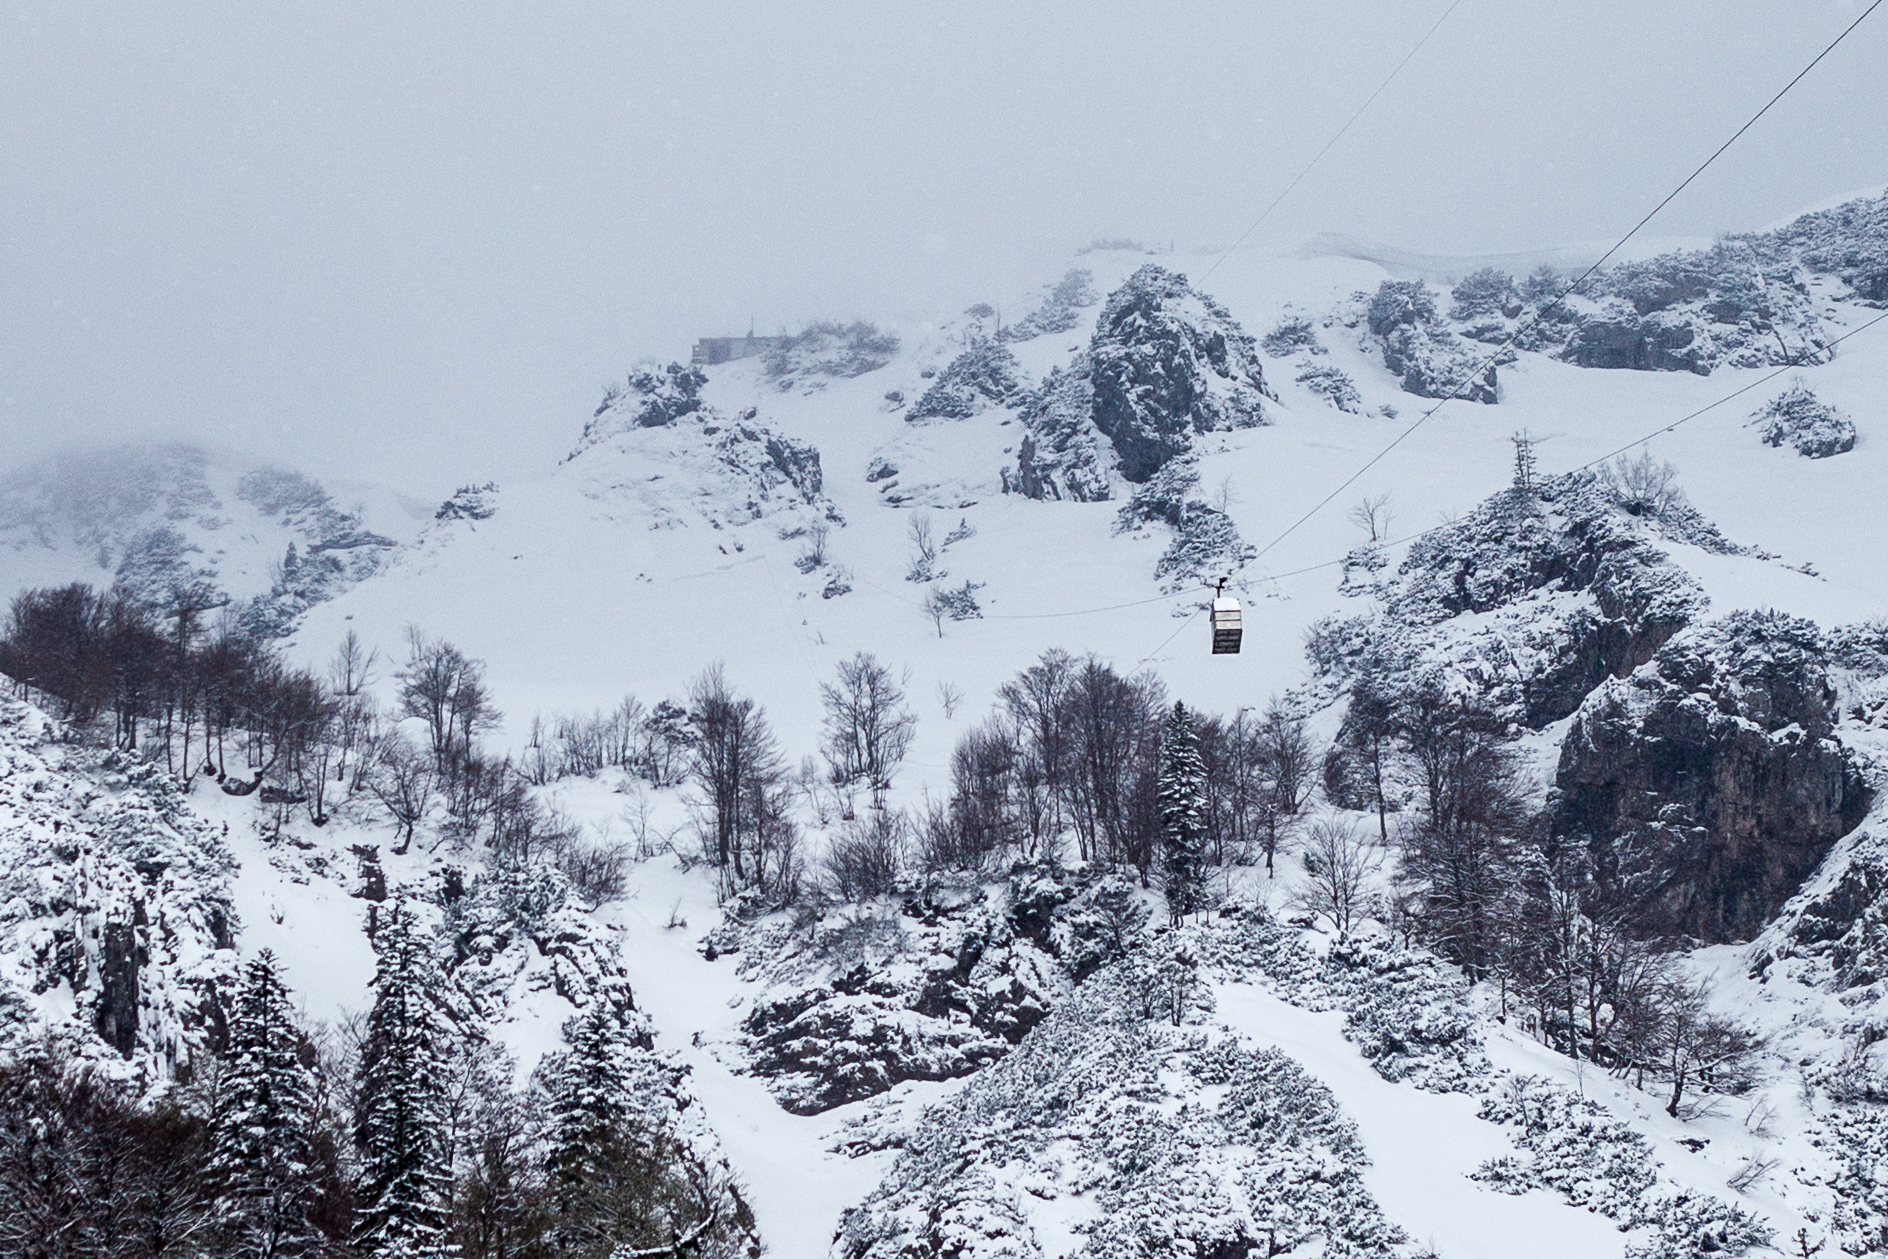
top-left (3, 0), bottom-right (1883, 494)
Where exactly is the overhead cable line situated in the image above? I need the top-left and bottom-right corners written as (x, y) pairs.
top-left (1199, 0), bottom-right (1466, 284)
top-left (1242, 0), bottom-right (1886, 568)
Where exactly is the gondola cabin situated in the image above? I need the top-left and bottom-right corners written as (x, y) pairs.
top-left (1210, 594), bottom-right (1243, 655)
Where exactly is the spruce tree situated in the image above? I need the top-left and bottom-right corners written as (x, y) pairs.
top-left (353, 899), bottom-right (453, 1259)
top-left (540, 987), bottom-right (750, 1258)
top-left (542, 987), bottom-right (656, 1255)
top-left (1157, 701), bottom-right (1209, 924)
top-left (209, 949), bottom-right (320, 1259)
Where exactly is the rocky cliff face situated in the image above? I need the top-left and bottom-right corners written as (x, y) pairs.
top-left (1008, 265), bottom-right (1270, 496)
top-left (0, 701), bottom-right (239, 1080)
top-left (1552, 611), bottom-right (1871, 942)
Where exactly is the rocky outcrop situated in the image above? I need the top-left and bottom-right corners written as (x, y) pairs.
top-left (1552, 611), bottom-right (1871, 942)
top-left (1089, 266), bottom-right (1271, 481)
top-left (1310, 471), bottom-right (1714, 751)
top-left (1367, 280), bottom-right (1499, 403)
top-left (1007, 266), bottom-right (1270, 496)
top-left (710, 867), bottom-right (1147, 1114)
top-left (0, 702), bottom-right (239, 1077)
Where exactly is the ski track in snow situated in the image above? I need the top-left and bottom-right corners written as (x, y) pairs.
top-left (1212, 981), bottom-right (1630, 1259)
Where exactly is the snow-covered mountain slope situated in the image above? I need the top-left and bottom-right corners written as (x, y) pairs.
top-left (286, 206), bottom-right (1888, 759)
top-left (8, 190), bottom-right (1888, 1256)
top-left (0, 442), bottom-right (431, 635)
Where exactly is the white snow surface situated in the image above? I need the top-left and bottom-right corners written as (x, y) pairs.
top-left (1213, 980), bottom-right (1631, 1259)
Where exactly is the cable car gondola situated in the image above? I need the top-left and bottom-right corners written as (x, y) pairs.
top-left (1210, 580), bottom-right (1242, 655)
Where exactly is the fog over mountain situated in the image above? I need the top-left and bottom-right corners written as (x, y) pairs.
top-left (3, 1), bottom-right (1884, 492)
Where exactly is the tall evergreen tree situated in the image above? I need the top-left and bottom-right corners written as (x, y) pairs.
top-left (209, 949), bottom-right (320, 1259)
top-left (353, 899), bottom-right (453, 1259)
top-left (539, 988), bottom-right (751, 1259)
top-left (1157, 701), bottom-right (1208, 924)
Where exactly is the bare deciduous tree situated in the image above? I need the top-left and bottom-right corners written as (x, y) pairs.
top-left (906, 514), bottom-right (939, 582)
top-left (819, 652), bottom-right (917, 809)
top-left (398, 628), bottom-right (498, 777)
top-left (368, 733), bottom-right (436, 853)
top-left (1292, 819), bottom-right (1382, 936)
top-left (686, 665), bottom-right (790, 900)
top-left (1347, 491), bottom-right (1395, 543)
top-left (1601, 450), bottom-right (1686, 517)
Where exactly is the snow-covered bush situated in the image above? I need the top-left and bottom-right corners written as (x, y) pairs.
top-left (999, 268), bottom-right (1096, 342)
top-left (1152, 502), bottom-right (1253, 591)
top-left (907, 341), bottom-right (1030, 421)
top-left (1751, 380), bottom-right (1857, 458)
top-left (1297, 361), bottom-right (1363, 411)
top-left (434, 481), bottom-right (499, 521)
top-left (1449, 267), bottom-right (1523, 322)
top-left (837, 959), bottom-right (1406, 1259)
top-left (1261, 314), bottom-right (1323, 357)
top-left (1474, 1074), bottom-right (1771, 1257)
top-left (763, 321), bottom-right (900, 384)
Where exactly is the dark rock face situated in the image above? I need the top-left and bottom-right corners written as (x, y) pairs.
top-left (1553, 611), bottom-right (1870, 941)
top-left (1565, 319), bottom-right (1703, 373)
top-left (760, 430), bottom-right (823, 500)
top-left (96, 914), bottom-right (145, 1058)
top-left (1006, 360), bottom-right (1114, 502)
top-left (1087, 265), bottom-right (1269, 482)
top-left (1762, 836), bottom-right (1888, 988)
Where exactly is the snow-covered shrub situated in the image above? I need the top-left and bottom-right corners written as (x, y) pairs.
top-left (999, 268), bottom-right (1097, 342)
top-left (1297, 361), bottom-right (1363, 411)
top-left (837, 959), bottom-right (1407, 1259)
top-left (1322, 938), bottom-right (1485, 1091)
top-left (932, 581), bottom-right (983, 621)
top-left (763, 321), bottom-right (900, 384)
top-left (434, 481), bottom-right (498, 521)
top-left (1751, 380), bottom-right (1856, 458)
top-left (1113, 458), bottom-right (1199, 530)
top-left (1813, 1102), bottom-right (1888, 1252)
top-left (1474, 1076), bottom-right (1661, 1219)
top-left (1261, 314), bottom-right (1323, 357)
top-left (907, 341), bottom-right (1030, 421)
top-left (1152, 502), bottom-right (1254, 591)
top-left (1449, 266), bottom-right (1522, 322)
top-left (1365, 280), bottom-right (1498, 403)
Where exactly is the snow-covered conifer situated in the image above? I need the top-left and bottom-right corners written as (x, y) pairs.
top-left (209, 949), bottom-right (321, 1258)
top-left (1157, 701), bottom-right (1208, 924)
top-left (353, 899), bottom-right (454, 1259)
